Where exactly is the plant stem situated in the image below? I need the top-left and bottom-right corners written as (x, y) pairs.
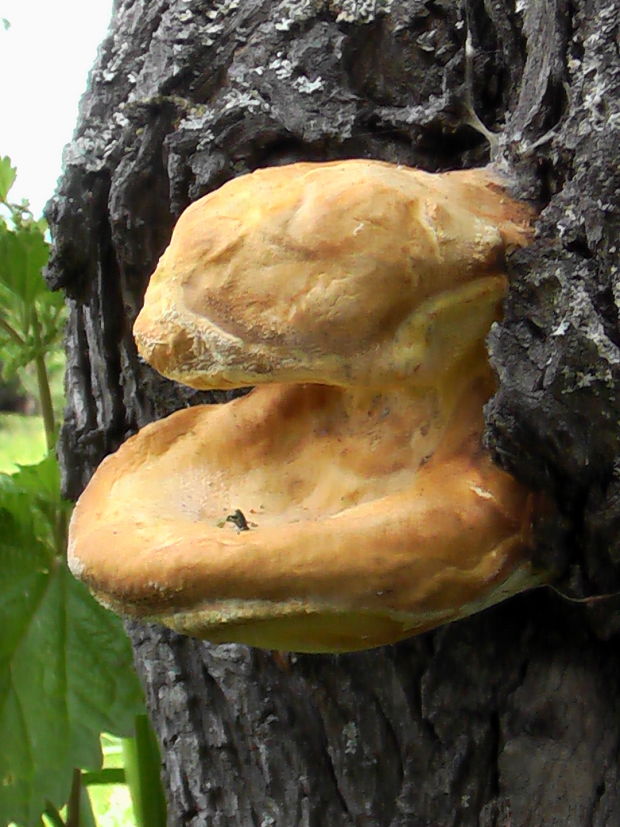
top-left (0, 314), bottom-right (25, 345)
top-left (31, 307), bottom-right (56, 452)
top-left (30, 307), bottom-right (68, 558)
top-left (65, 769), bottom-right (82, 827)
top-left (35, 351), bottom-right (56, 452)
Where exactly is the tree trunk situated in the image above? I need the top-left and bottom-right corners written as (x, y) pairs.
top-left (47, 1), bottom-right (620, 824)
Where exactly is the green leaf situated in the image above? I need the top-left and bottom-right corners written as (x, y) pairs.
top-left (0, 454), bottom-right (68, 561)
top-left (0, 295), bottom-right (65, 382)
top-left (0, 213), bottom-right (65, 383)
top-left (0, 339), bottom-right (32, 381)
top-left (0, 459), bottom-right (146, 827)
top-left (10, 453), bottom-right (63, 508)
top-left (0, 156), bottom-right (16, 201)
top-left (0, 220), bottom-right (51, 337)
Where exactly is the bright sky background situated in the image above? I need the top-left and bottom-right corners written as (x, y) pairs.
top-left (0, 0), bottom-right (114, 216)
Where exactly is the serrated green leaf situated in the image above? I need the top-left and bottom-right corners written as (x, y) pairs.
top-left (0, 157), bottom-right (16, 202)
top-left (0, 213), bottom-right (64, 382)
top-left (0, 222), bottom-right (50, 337)
top-left (0, 456), bottom-right (68, 559)
top-left (10, 453), bottom-right (63, 507)
top-left (0, 460), bottom-right (146, 827)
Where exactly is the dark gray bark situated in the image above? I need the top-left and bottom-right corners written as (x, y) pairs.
top-left (47, 1), bottom-right (620, 824)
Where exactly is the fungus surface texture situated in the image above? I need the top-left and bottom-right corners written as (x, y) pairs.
top-left (69, 159), bottom-right (541, 653)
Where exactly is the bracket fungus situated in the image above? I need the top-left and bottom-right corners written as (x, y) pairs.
top-left (69, 159), bottom-right (544, 653)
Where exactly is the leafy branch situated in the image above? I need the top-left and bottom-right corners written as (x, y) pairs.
top-left (0, 156), bottom-right (165, 827)
top-left (0, 157), bottom-right (62, 451)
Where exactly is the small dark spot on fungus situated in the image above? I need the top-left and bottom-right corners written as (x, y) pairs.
top-left (226, 509), bottom-right (250, 531)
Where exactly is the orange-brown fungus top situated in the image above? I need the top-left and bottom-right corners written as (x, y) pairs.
top-left (69, 160), bottom-right (541, 652)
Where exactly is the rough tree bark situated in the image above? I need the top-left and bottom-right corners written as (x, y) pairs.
top-left (47, 1), bottom-right (619, 824)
